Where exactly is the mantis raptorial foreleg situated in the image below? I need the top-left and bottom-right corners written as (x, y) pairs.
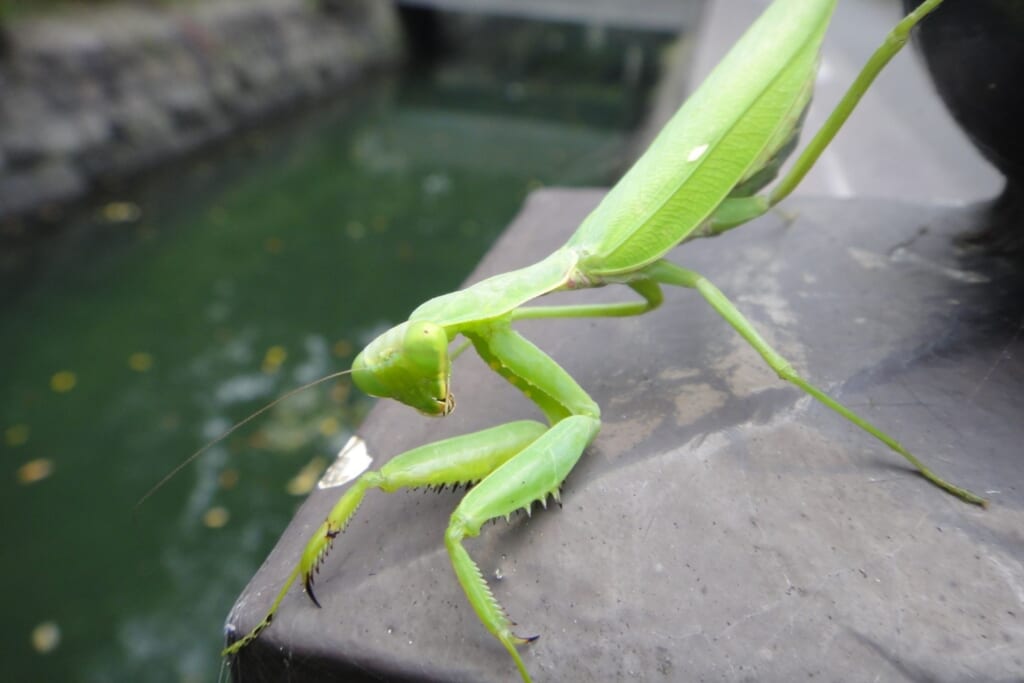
top-left (641, 259), bottom-right (987, 506)
top-left (223, 421), bottom-right (547, 653)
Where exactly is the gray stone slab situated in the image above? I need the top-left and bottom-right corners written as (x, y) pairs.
top-left (226, 188), bottom-right (1024, 682)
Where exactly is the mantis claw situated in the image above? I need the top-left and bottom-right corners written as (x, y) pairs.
top-left (304, 573), bottom-right (322, 608)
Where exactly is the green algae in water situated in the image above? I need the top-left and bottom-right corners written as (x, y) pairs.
top-left (0, 23), bottom-right (673, 680)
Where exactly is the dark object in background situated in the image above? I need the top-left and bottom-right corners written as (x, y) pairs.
top-left (397, 5), bottom-right (447, 66)
top-left (903, 0), bottom-right (1024, 251)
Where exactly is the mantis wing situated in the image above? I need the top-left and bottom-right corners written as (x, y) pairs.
top-left (568, 0), bottom-right (835, 276)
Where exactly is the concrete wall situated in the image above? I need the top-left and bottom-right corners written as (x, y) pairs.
top-left (0, 0), bottom-right (402, 221)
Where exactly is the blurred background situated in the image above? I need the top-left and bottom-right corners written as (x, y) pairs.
top-left (0, 1), bottom-right (692, 680)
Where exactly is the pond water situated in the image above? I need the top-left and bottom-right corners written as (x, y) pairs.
top-left (0, 18), bottom-right (674, 682)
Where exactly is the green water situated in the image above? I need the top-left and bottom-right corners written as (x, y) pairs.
top-left (1, 23), bottom-right (671, 682)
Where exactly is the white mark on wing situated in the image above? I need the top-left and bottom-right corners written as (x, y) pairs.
top-left (687, 144), bottom-right (709, 162)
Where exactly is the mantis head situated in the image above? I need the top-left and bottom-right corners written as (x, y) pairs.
top-left (352, 320), bottom-right (454, 416)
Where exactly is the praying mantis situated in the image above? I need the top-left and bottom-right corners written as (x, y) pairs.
top-left (223, 0), bottom-right (986, 681)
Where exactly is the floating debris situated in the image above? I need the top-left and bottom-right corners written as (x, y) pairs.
top-left (261, 346), bottom-right (287, 374)
top-left (128, 352), bottom-right (153, 372)
top-left (286, 456), bottom-right (327, 496)
top-left (31, 621), bottom-right (60, 654)
top-left (101, 201), bottom-right (141, 223)
top-left (50, 371), bottom-right (77, 393)
top-left (17, 458), bottom-right (54, 485)
top-left (330, 381), bottom-right (350, 404)
top-left (318, 416), bottom-right (340, 437)
top-left (264, 237), bottom-right (283, 254)
top-left (5, 424), bottom-right (29, 447)
top-left (332, 339), bottom-right (353, 358)
top-left (203, 506), bottom-right (230, 528)
top-left (218, 468), bottom-right (240, 490)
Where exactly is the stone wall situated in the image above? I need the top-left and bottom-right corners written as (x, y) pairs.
top-left (0, 0), bottom-right (403, 221)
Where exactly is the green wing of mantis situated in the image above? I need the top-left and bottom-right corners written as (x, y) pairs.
top-left (567, 0), bottom-right (831, 275)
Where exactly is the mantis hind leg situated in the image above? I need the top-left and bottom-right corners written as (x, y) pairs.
top-left (643, 259), bottom-right (986, 507)
top-left (222, 420), bottom-right (548, 656)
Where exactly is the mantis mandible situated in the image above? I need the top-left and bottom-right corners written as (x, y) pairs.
top-left (225, 1), bottom-right (984, 680)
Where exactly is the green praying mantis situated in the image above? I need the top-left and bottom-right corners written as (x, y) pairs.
top-left (223, 0), bottom-right (985, 680)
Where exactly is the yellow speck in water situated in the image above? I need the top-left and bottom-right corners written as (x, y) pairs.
top-left (17, 458), bottom-right (54, 485)
top-left (247, 430), bottom-right (269, 450)
top-left (286, 456), bottom-right (327, 496)
top-left (50, 371), bottom-right (77, 393)
top-left (332, 339), bottom-right (353, 357)
top-left (128, 352), bottom-right (153, 372)
top-left (318, 417), bottom-right (340, 437)
top-left (31, 621), bottom-right (60, 654)
top-left (5, 424), bottom-right (29, 447)
top-left (203, 506), bottom-right (229, 528)
top-left (101, 201), bottom-right (141, 223)
top-left (261, 345), bottom-right (287, 374)
top-left (218, 468), bottom-right (240, 490)
top-left (264, 237), bottom-right (283, 254)
top-left (330, 381), bottom-right (350, 403)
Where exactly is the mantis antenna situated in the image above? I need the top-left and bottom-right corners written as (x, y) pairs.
top-left (134, 368), bottom-right (357, 513)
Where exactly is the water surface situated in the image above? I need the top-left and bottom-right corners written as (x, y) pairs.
top-left (1, 20), bottom-right (674, 681)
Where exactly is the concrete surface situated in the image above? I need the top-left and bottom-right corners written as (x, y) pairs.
top-left (226, 189), bottom-right (1024, 682)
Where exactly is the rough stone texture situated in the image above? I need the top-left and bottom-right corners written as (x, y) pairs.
top-left (0, 0), bottom-right (402, 221)
top-left (225, 189), bottom-right (1024, 683)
